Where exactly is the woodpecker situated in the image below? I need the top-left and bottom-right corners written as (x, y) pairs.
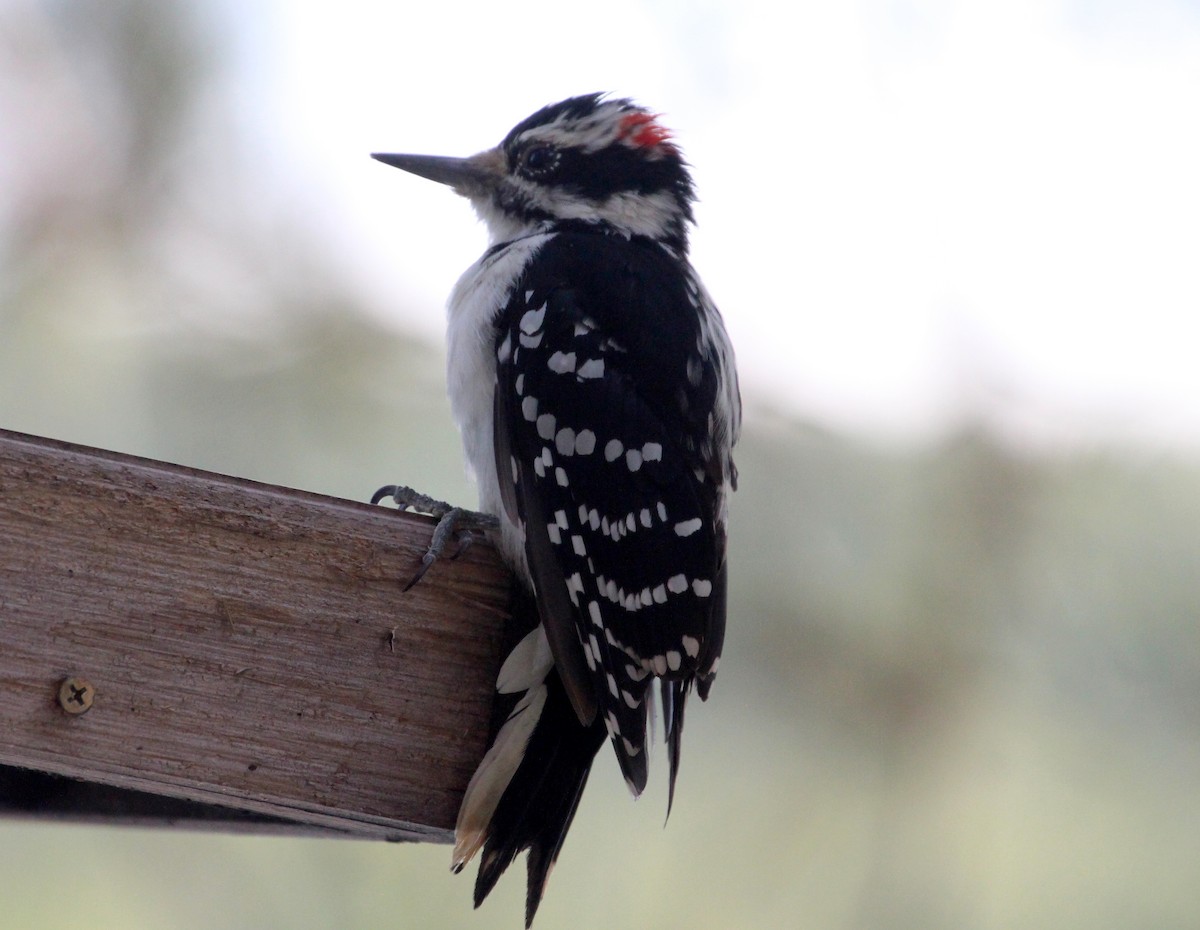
top-left (373, 94), bottom-right (739, 926)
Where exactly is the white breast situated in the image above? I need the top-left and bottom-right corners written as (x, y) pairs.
top-left (445, 232), bottom-right (555, 578)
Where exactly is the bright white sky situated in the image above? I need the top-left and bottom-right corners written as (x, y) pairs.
top-left (242, 0), bottom-right (1200, 449)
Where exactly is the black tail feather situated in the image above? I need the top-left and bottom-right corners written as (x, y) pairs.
top-left (696, 561), bottom-right (728, 702)
top-left (472, 668), bottom-right (607, 926)
top-left (462, 565), bottom-right (723, 924)
top-left (661, 678), bottom-right (691, 817)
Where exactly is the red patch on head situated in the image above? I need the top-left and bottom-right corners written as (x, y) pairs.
top-left (618, 112), bottom-right (673, 149)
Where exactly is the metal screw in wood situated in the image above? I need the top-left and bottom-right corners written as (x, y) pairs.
top-left (57, 676), bottom-right (95, 715)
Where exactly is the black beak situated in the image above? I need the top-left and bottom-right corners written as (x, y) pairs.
top-left (371, 150), bottom-right (503, 197)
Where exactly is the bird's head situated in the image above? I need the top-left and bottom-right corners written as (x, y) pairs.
top-left (374, 94), bottom-right (695, 251)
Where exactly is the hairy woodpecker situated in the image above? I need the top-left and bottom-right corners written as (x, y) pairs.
top-left (373, 94), bottom-right (740, 925)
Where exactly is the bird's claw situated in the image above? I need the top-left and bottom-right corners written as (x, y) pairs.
top-left (371, 484), bottom-right (453, 513)
top-left (371, 485), bottom-right (498, 589)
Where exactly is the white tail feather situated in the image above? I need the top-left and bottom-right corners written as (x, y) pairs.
top-left (452, 682), bottom-right (547, 870)
top-left (496, 625), bottom-right (554, 694)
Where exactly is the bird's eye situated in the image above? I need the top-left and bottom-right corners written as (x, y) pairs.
top-left (520, 145), bottom-right (557, 176)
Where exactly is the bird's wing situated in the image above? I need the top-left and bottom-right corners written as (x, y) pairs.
top-left (492, 232), bottom-right (733, 794)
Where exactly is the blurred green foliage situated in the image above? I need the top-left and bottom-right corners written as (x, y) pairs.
top-left (1, 3), bottom-right (1197, 928)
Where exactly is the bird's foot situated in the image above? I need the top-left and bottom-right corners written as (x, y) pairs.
top-left (371, 485), bottom-right (499, 590)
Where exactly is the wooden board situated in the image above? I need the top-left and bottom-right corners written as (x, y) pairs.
top-left (0, 429), bottom-right (511, 841)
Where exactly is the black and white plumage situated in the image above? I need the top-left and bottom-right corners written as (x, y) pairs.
top-left (374, 94), bottom-right (739, 926)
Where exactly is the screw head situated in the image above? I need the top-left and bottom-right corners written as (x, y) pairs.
top-left (57, 676), bottom-right (95, 715)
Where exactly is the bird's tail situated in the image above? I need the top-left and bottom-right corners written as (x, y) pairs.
top-left (452, 586), bottom-right (606, 927)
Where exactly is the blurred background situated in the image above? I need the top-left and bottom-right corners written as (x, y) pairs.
top-left (2, 1), bottom-right (1198, 928)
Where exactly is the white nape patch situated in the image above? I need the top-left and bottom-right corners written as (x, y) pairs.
top-left (547, 521), bottom-right (562, 545)
top-left (642, 442), bottom-right (663, 462)
top-left (639, 508), bottom-right (652, 528)
top-left (588, 601), bottom-right (603, 627)
top-left (604, 438), bottom-right (623, 462)
top-left (587, 188), bottom-right (680, 241)
top-left (625, 449), bottom-right (643, 472)
top-left (571, 534), bottom-right (586, 556)
top-left (536, 413), bottom-right (556, 440)
top-left (521, 395), bottom-right (538, 421)
top-left (692, 578), bottom-right (713, 597)
top-left (652, 584), bottom-right (667, 604)
top-left (622, 689), bottom-right (640, 709)
top-left (548, 350), bottom-right (577, 374)
top-left (577, 358), bottom-right (605, 379)
top-left (575, 429), bottom-right (597, 455)
top-left (496, 625), bottom-right (554, 694)
top-left (555, 427), bottom-right (576, 455)
top-left (556, 466), bottom-right (569, 487)
top-left (674, 518), bottom-right (702, 537)
top-left (666, 650), bottom-right (682, 672)
top-left (681, 635), bottom-right (701, 658)
top-left (667, 574), bottom-right (689, 594)
top-left (519, 306), bottom-right (546, 334)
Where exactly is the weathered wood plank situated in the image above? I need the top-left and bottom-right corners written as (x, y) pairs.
top-left (0, 428), bottom-right (510, 841)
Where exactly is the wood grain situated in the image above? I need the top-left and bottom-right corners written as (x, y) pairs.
top-left (0, 428), bottom-right (511, 842)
